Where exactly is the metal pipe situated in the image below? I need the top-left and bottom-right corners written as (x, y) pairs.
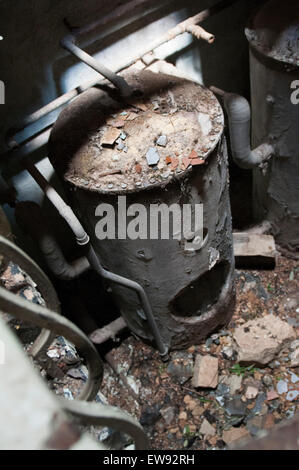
top-left (61, 399), bottom-right (148, 450)
top-left (0, 234), bottom-right (60, 359)
top-left (25, 162), bottom-right (168, 359)
top-left (61, 35), bottom-right (133, 98)
top-left (210, 86), bottom-right (274, 169)
top-left (3, 0), bottom-right (240, 153)
top-left (89, 316), bottom-right (127, 344)
top-left (15, 201), bottom-right (90, 281)
top-left (0, 285), bottom-right (103, 401)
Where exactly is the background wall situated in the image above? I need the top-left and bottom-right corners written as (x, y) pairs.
top-left (0, 0), bottom-right (261, 261)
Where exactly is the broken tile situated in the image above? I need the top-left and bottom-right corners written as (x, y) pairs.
top-left (182, 157), bottom-right (191, 169)
top-left (188, 150), bottom-right (198, 159)
top-left (276, 380), bottom-right (288, 395)
top-left (116, 138), bottom-right (125, 151)
top-left (146, 147), bottom-right (160, 166)
top-left (191, 158), bottom-right (205, 166)
top-left (101, 128), bottom-right (120, 146)
top-left (266, 390), bottom-right (279, 401)
top-left (170, 157), bottom-right (179, 171)
top-left (156, 135), bottom-right (168, 147)
top-left (286, 390), bottom-right (299, 401)
top-left (192, 355), bottom-right (218, 389)
top-left (290, 373), bottom-right (299, 384)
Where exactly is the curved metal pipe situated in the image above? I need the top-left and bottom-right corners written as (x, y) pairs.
top-left (2, 0), bottom-right (240, 153)
top-left (25, 162), bottom-right (169, 359)
top-left (210, 86), bottom-right (274, 169)
top-left (0, 285), bottom-right (103, 401)
top-left (61, 399), bottom-right (148, 450)
top-left (15, 201), bottom-right (90, 281)
top-left (61, 35), bottom-right (133, 99)
top-left (0, 234), bottom-right (60, 358)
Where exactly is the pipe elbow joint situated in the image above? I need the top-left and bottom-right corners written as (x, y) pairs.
top-left (223, 93), bottom-right (274, 169)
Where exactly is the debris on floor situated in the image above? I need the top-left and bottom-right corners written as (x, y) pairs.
top-left (1, 254), bottom-right (298, 450)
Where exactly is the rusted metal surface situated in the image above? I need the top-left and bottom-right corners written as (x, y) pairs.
top-left (49, 70), bottom-right (224, 194)
top-left (49, 67), bottom-right (235, 350)
top-left (245, 0), bottom-right (299, 67)
top-left (245, 0), bottom-right (299, 259)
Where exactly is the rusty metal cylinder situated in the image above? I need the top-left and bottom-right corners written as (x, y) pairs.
top-left (246, 0), bottom-right (299, 258)
top-left (49, 68), bottom-right (235, 350)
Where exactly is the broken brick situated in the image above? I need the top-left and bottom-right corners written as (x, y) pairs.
top-left (191, 158), bottom-right (205, 166)
top-left (189, 149), bottom-right (198, 159)
top-left (182, 157), bottom-right (191, 169)
top-left (135, 164), bottom-right (142, 174)
top-left (170, 158), bottom-right (179, 171)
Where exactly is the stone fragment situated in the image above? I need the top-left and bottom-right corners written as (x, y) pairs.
top-left (266, 390), bottom-right (279, 401)
top-left (165, 156), bottom-right (172, 164)
top-left (160, 406), bottom-right (176, 425)
top-left (290, 373), bottom-right (298, 384)
top-left (233, 314), bottom-right (295, 365)
top-left (199, 419), bottom-right (216, 437)
top-left (192, 355), bottom-right (218, 389)
top-left (66, 368), bottom-right (84, 379)
top-left (276, 380), bottom-right (288, 395)
top-left (101, 128), bottom-right (120, 146)
top-left (222, 346), bottom-right (234, 360)
top-left (222, 427), bottom-right (250, 445)
top-left (289, 348), bottom-right (299, 367)
top-left (167, 351), bottom-right (194, 385)
top-left (146, 147), bottom-right (160, 166)
top-left (178, 411), bottom-right (187, 421)
top-left (156, 135), bottom-right (167, 147)
top-left (225, 397), bottom-right (247, 417)
top-left (116, 138), bottom-right (125, 151)
top-left (245, 385), bottom-right (259, 400)
top-left (140, 405), bottom-right (161, 426)
top-left (191, 405), bottom-right (204, 418)
top-left (286, 390), bottom-right (299, 401)
top-left (222, 374), bottom-right (242, 394)
top-left (262, 374), bottom-right (273, 387)
top-left (290, 340), bottom-right (299, 351)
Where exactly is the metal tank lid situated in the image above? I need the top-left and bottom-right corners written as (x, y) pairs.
top-left (245, 0), bottom-right (299, 67)
top-left (48, 70), bottom-right (224, 195)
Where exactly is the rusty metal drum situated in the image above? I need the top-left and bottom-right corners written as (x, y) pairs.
top-left (49, 68), bottom-right (235, 350)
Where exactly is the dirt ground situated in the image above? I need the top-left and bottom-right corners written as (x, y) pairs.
top-left (19, 253), bottom-right (297, 450)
